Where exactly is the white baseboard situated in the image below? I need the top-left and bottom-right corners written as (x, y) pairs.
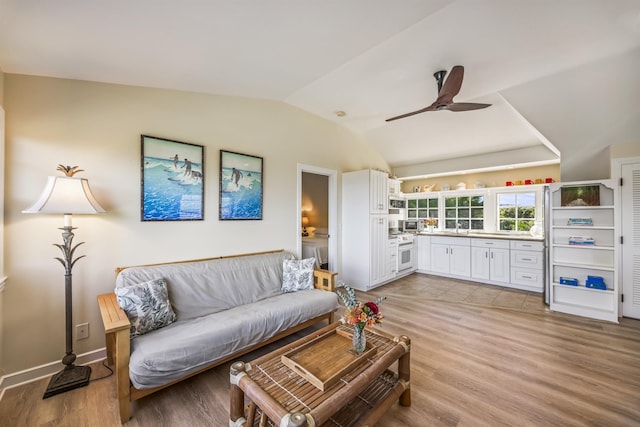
top-left (0, 348), bottom-right (107, 401)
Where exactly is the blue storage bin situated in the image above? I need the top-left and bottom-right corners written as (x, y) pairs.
top-left (559, 277), bottom-right (578, 286)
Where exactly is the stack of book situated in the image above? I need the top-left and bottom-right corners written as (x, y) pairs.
top-left (568, 236), bottom-right (595, 245)
top-left (567, 218), bottom-right (593, 226)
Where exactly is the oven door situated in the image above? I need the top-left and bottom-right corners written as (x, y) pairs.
top-left (397, 242), bottom-right (414, 272)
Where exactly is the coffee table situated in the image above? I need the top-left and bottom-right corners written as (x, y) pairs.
top-left (229, 322), bottom-right (410, 427)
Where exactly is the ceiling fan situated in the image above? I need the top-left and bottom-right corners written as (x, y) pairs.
top-left (385, 65), bottom-right (491, 122)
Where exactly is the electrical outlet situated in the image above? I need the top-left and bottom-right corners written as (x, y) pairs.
top-left (76, 323), bottom-right (89, 340)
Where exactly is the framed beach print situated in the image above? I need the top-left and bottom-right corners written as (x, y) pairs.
top-left (141, 135), bottom-right (204, 221)
top-left (219, 150), bottom-right (263, 220)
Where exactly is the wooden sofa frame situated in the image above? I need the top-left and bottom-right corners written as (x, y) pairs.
top-left (97, 249), bottom-right (337, 423)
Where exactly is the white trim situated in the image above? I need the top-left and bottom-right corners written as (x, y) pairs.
top-left (297, 164), bottom-right (339, 273)
top-left (500, 93), bottom-right (561, 157)
top-left (611, 156), bottom-right (640, 318)
top-left (0, 347), bottom-right (107, 401)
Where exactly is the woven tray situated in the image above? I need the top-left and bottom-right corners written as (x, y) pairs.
top-left (281, 327), bottom-right (376, 391)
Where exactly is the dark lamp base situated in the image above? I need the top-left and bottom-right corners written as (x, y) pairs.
top-left (42, 364), bottom-right (91, 399)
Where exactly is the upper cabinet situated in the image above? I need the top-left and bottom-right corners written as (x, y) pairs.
top-left (388, 178), bottom-right (401, 197)
top-left (549, 180), bottom-right (618, 322)
top-left (369, 170), bottom-right (389, 214)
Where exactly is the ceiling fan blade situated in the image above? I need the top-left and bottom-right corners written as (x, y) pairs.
top-left (434, 65), bottom-right (464, 105)
top-left (446, 102), bottom-right (492, 112)
top-left (385, 104), bottom-right (437, 122)
top-left (385, 65), bottom-right (489, 122)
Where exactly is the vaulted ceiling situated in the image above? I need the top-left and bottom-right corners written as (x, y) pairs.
top-left (1, 0), bottom-right (639, 180)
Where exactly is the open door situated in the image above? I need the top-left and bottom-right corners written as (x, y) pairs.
top-left (297, 164), bottom-right (338, 272)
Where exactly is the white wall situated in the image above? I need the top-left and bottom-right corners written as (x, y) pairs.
top-left (1, 74), bottom-right (389, 375)
top-left (501, 49), bottom-right (640, 182)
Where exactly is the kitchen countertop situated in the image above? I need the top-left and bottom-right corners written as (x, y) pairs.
top-left (415, 231), bottom-right (544, 241)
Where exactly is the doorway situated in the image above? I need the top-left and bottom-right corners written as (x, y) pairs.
top-left (297, 164), bottom-right (338, 272)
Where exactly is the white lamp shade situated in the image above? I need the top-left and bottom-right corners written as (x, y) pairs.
top-left (22, 176), bottom-right (106, 215)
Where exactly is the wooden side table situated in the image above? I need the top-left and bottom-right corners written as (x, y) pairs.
top-left (230, 322), bottom-right (410, 427)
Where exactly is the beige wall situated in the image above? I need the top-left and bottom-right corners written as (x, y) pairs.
top-left (400, 164), bottom-right (560, 193)
top-left (1, 74), bottom-right (388, 374)
top-left (0, 66), bottom-right (4, 375)
top-left (0, 68), bottom-right (4, 106)
top-left (610, 141), bottom-right (640, 159)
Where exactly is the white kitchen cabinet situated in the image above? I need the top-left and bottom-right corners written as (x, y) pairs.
top-left (416, 235), bottom-right (431, 272)
top-left (387, 238), bottom-right (398, 278)
top-left (388, 178), bottom-right (401, 197)
top-left (471, 239), bottom-right (510, 284)
top-left (370, 170), bottom-right (389, 214)
top-left (431, 236), bottom-right (471, 277)
top-left (369, 215), bottom-right (390, 285)
top-left (342, 169), bottom-right (392, 291)
top-left (510, 240), bottom-right (544, 292)
top-left (549, 180), bottom-right (618, 322)
top-left (417, 233), bottom-right (545, 292)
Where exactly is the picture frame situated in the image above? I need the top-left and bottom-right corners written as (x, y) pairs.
top-left (141, 135), bottom-right (204, 221)
top-left (219, 150), bottom-right (263, 220)
top-left (560, 185), bottom-right (600, 207)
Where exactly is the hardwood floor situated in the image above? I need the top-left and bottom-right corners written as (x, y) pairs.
top-left (2, 273), bottom-right (639, 426)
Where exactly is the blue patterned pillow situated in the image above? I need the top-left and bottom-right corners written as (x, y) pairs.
top-left (115, 278), bottom-right (176, 339)
top-left (282, 258), bottom-right (316, 292)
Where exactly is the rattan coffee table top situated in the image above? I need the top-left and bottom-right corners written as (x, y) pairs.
top-left (230, 321), bottom-right (410, 426)
top-left (249, 323), bottom-right (394, 412)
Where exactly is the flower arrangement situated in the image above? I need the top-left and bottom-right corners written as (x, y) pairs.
top-left (424, 217), bottom-right (437, 227)
top-left (336, 285), bottom-right (386, 328)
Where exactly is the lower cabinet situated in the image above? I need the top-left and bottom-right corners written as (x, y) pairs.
top-left (471, 239), bottom-right (510, 284)
top-left (370, 215), bottom-right (390, 286)
top-left (387, 239), bottom-right (398, 278)
top-left (418, 235), bottom-right (544, 293)
top-left (431, 237), bottom-right (471, 277)
top-left (416, 235), bottom-right (430, 272)
top-left (510, 240), bottom-right (544, 292)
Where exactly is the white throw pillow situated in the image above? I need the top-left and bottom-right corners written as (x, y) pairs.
top-left (282, 258), bottom-right (316, 292)
top-left (115, 278), bottom-right (176, 338)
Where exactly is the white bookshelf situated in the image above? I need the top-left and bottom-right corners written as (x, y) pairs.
top-left (549, 180), bottom-right (618, 322)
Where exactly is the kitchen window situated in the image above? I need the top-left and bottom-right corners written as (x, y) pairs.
top-left (407, 197), bottom-right (439, 223)
top-left (497, 192), bottom-right (536, 231)
top-left (444, 195), bottom-right (484, 230)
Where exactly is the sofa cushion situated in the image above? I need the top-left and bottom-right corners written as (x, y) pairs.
top-left (127, 289), bottom-right (338, 389)
top-left (116, 251), bottom-right (295, 320)
top-left (114, 278), bottom-right (176, 338)
top-left (282, 257), bottom-right (315, 292)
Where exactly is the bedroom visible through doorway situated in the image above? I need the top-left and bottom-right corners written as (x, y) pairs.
top-left (297, 165), bottom-right (337, 272)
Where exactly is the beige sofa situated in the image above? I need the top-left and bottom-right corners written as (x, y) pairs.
top-left (97, 250), bottom-right (337, 423)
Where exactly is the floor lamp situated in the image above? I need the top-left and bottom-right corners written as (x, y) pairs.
top-left (23, 165), bottom-right (106, 399)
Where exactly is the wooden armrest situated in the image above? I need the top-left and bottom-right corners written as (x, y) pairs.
top-left (97, 293), bottom-right (133, 422)
top-left (97, 293), bottom-right (130, 333)
top-left (313, 269), bottom-right (337, 292)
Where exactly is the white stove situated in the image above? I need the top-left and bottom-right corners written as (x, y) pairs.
top-left (396, 233), bottom-right (415, 244)
top-left (396, 233), bottom-right (415, 272)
